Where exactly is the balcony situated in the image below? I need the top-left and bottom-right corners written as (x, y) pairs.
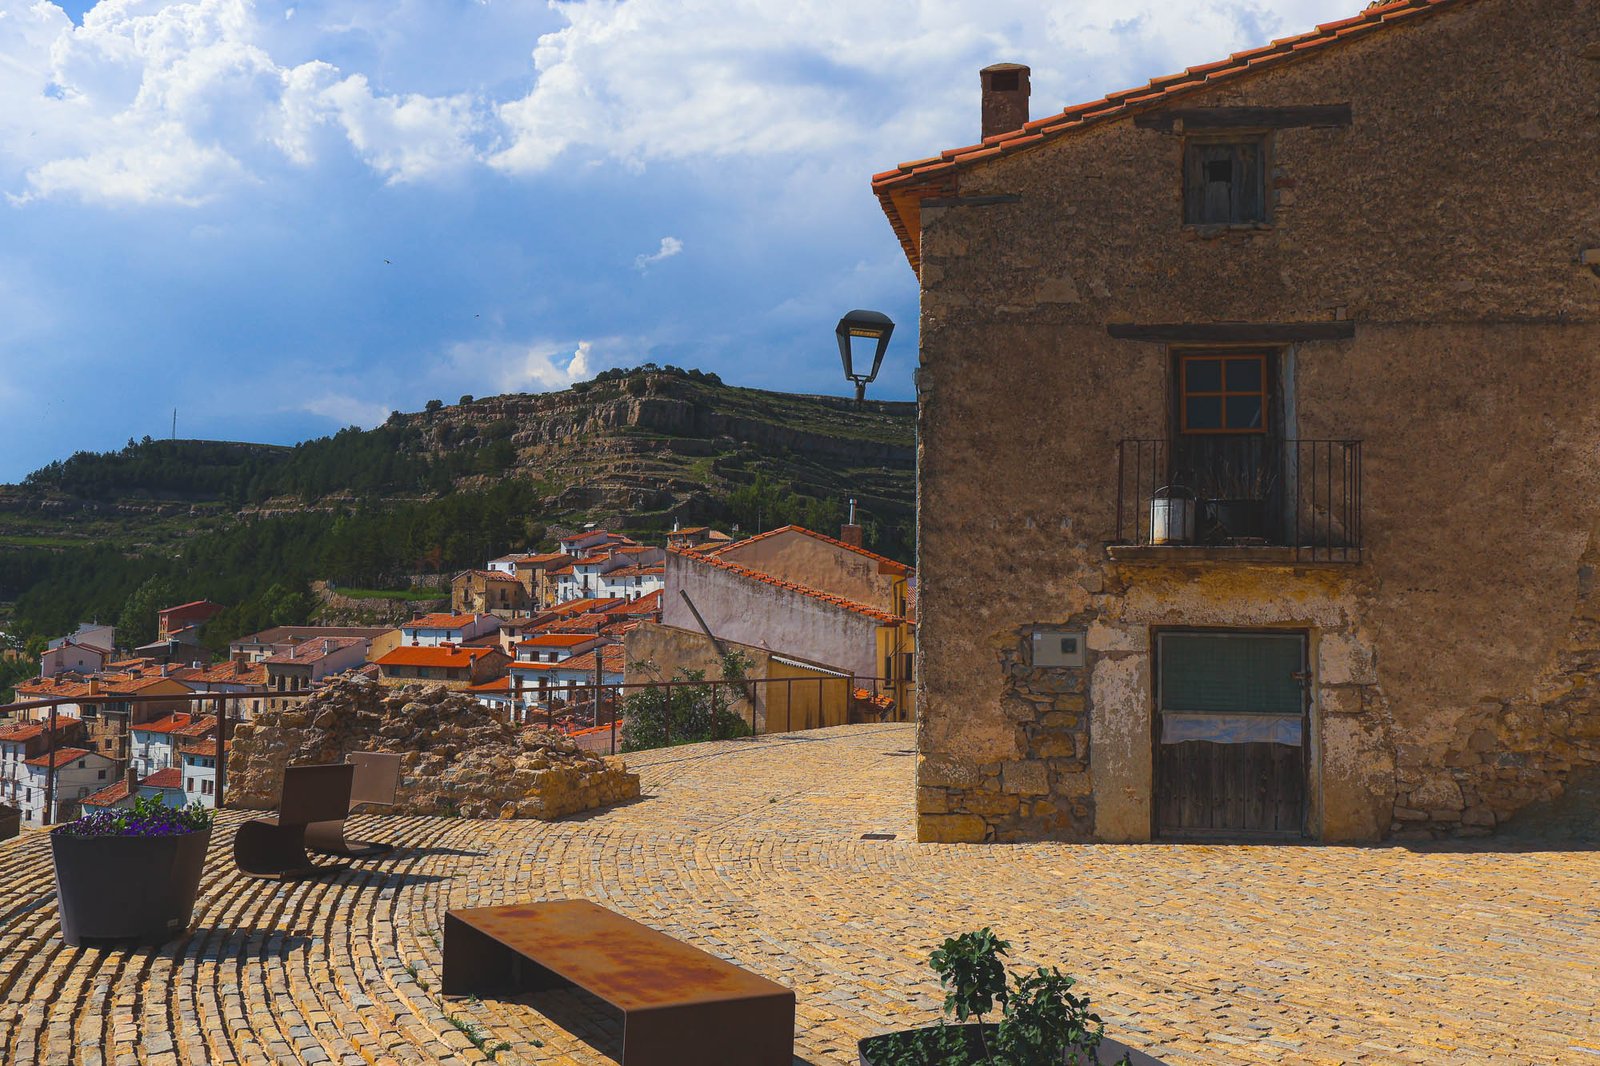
top-left (1112, 437), bottom-right (1363, 564)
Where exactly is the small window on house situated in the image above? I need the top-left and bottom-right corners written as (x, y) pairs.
top-left (1178, 354), bottom-right (1268, 434)
top-left (1184, 139), bottom-right (1266, 225)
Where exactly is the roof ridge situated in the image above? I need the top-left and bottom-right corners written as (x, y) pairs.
top-left (872, 0), bottom-right (1479, 273)
top-left (712, 524), bottom-right (913, 574)
top-left (671, 548), bottom-right (908, 624)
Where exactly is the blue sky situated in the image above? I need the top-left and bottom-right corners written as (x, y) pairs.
top-left (0, 0), bottom-right (1355, 482)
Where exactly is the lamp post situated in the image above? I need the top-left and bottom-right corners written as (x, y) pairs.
top-left (835, 310), bottom-right (894, 404)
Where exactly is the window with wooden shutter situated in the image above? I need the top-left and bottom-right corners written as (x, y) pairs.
top-left (1184, 139), bottom-right (1266, 225)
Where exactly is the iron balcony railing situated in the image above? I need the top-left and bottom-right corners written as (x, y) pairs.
top-left (1115, 437), bottom-right (1363, 563)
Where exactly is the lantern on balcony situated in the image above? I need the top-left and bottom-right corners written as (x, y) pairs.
top-left (835, 310), bottom-right (895, 404)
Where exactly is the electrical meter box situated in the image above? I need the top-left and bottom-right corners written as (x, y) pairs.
top-left (1031, 629), bottom-right (1087, 668)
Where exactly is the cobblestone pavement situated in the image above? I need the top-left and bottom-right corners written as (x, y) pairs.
top-left (2, 723), bottom-right (1598, 1066)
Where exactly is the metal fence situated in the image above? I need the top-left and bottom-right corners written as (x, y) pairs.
top-left (0, 673), bottom-right (906, 825)
top-left (1115, 437), bottom-right (1362, 563)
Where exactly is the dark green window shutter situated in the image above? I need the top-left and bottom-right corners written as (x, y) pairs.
top-left (1159, 634), bottom-right (1302, 714)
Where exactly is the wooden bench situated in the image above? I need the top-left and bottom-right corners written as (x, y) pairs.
top-left (443, 900), bottom-right (794, 1066)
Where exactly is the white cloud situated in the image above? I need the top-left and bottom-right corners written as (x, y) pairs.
top-left (488, 0), bottom-right (1357, 174)
top-left (441, 338), bottom-right (615, 395)
top-left (0, 0), bottom-right (483, 203)
top-left (301, 392), bottom-right (391, 428)
top-left (634, 236), bottom-right (683, 271)
top-left (0, 0), bottom-right (1362, 203)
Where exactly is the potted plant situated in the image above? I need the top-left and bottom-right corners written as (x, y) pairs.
top-left (51, 794), bottom-right (213, 947)
top-left (859, 929), bottom-right (1160, 1065)
top-left (1199, 457), bottom-right (1278, 542)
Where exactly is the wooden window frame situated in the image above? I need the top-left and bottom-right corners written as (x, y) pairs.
top-left (1177, 353), bottom-right (1270, 435)
top-left (1183, 135), bottom-right (1269, 226)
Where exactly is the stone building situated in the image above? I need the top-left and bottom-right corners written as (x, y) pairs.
top-left (874, 0), bottom-right (1600, 842)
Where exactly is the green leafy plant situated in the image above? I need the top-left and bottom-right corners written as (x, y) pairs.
top-left (56, 794), bottom-right (212, 839)
top-left (620, 651), bottom-right (755, 752)
top-left (860, 929), bottom-right (1132, 1066)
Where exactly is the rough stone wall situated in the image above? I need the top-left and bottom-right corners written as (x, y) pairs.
top-left (228, 677), bottom-right (640, 819)
top-left (910, 0), bottom-right (1600, 842)
top-left (920, 624), bottom-right (1093, 843)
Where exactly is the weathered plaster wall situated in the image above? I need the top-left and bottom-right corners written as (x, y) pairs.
top-left (913, 0), bottom-right (1600, 842)
top-left (663, 554), bottom-right (881, 678)
top-left (714, 530), bottom-right (905, 613)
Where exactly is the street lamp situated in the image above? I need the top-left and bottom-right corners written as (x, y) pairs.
top-left (835, 309), bottom-right (894, 404)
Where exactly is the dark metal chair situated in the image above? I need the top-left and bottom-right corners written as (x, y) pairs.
top-left (306, 751), bottom-right (402, 858)
top-left (232, 763), bottom-right (355, 881)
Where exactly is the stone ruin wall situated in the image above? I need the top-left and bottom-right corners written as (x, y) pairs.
top-left (229, 677), bottom-right (639, 820)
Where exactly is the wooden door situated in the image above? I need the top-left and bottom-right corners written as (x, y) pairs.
top-left (1154, 631), bottom-right (1308, 838)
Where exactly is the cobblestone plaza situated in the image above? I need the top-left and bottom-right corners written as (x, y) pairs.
top-left (2, 724), bottom-right (1596, 1065)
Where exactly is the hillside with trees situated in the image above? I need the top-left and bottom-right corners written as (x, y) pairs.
top-left (0, 368), bottom-right (915, 664)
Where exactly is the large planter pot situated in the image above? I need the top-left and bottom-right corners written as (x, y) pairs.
top-left (1206, 498), bottom-right (1267, 541)
top-left (51, 827), bottom-right (211, 946)
top-left (859, 1023), bottom-right (1166, 1066)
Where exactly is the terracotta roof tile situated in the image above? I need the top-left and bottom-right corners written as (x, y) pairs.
top-left (141, 767), bottom-right (184, 789)
top-left (377, 645), bottom-right (503, 669)
top-left (83, 780), bottom-right (131, 807)
top-left (262, 637), bottom-right (365, 665)
top-left (710, 524), bottom-right (913, 576)
top-left (400, 613), bottom-right (493, 630)
top-left (671, 549), bottom-right (910, 625)
top-left (872, 0), bottom-right (1478, 273)
top-left (25, 747), bottom-right (96, 769)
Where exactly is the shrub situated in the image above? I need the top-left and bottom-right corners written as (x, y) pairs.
top-left (861, 928), bottom-right (1132, 1066)
top-left (55, 794), bottom-right (213, 839)
top-left (620, 652), bottom-right (753, 751)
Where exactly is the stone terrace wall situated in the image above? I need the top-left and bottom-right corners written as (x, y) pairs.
top-left (229, 677), bottom-right (639, 819)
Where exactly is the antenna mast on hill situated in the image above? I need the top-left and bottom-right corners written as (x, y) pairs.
top-left (172, 408), bottom-right (177, 440)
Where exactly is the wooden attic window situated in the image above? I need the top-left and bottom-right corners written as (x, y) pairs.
top-left (1184, 138), bottom-right (1266, 226)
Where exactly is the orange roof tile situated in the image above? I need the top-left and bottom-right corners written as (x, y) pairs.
top-left (25, 747), bottom-right (97, 769)
top-left (262, 637), bottom-right (365, 665)
top-left (711, 524), bottom-right (913, 575)
top-left (0, 720), bottom-right (77, 743)
top-left (517, 634), bottom-right (598, 648)
top-left (400, 613), bottom-right (493, 630)
top-left (131, 712), bottom-right (196, 736)
top-left (84, 780), bottom-right (132, 807)
top-left (872, 0), bottom-right (1477, 273)
top-left (671, 549), bottom-right (910, 625)
top-left (557, 645), bottom-right (626, 675)
top-left (142, 767), bottom-right (184, 789)
top-left (377, 645), bottom-right (503, 669)
top-left (468, 676), bottom-right (513, 693)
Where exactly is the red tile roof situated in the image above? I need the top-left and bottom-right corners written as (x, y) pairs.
top-left (603, 590), bottom-right (663, 616)
top-left (400, 613), bottom-right (492, 630)
top-left (468, 676), bottom-right (513, 693)
top-left (25, 747), bottom-right (96, 769)
top-left (171, 660), bottom-right (269, 686)
top-left (377, 645), bottom-right (503, 669)
top-left (180, 738), bottom-right (225, 757)
top-left (0, 720), bottom-right (77, 743)
top-left (131, 712), bottom-right (196, 736)
top-left (142, 767), bottom-right (184, 789)
top-left (517, 634), bottom-right (598, 648)
top-left (712, 524), bottom-right (913, 575)
top-left (262, 637), bottom-right (365, 665)
top-left (872, 0), bottom-right (1477, 273)
top-left (557, 645), bottom-right (626, 675)
top-left (176, 715), bottom-right (218, 739)
top-left (671, 549), bottom-right (910, 625)
top-left (83, 780), bottom-right (132, 807)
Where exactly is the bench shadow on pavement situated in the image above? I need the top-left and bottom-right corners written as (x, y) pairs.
top-left (496, 986), bottom-right (822, 1066)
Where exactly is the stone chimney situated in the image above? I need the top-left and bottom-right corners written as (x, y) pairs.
top-left (980, 63), bottom-right (1031, 140)
top-left (840, 498), bottom-right (864, 548)
top-left (125, 766), bottom-right (139, 795)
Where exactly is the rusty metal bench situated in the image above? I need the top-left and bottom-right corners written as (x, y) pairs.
top-left (307, 751), bottom-right (402, 858)
top-left (232, 763), bottom-right (355, 881)
top-left (443, 900), bottom-right (794, 1066)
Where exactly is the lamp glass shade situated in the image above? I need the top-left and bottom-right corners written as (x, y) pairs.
top-left (835, 310), bottom-right (894, 384)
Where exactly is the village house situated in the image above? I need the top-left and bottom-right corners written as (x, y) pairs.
top-left (0, 719), bottom-right (84, 819)
top-left (628, 530), bottom-right (916, 730)
top-left (179, 738), bottom-right (222, 808)
top-left (374, 644), bottom-right (510, 690)
top-left (557, 529), bottom-right (637, 557)
top-left (553, 547), bottom-right (665, 603)
top-left (229, 625), bottom-right (400, 664)
top-left (170, 658), bottom-right (270, 720)
top-left (157, 600), bottom-right (223, 640)
top-left (873, 0), bottom-right (1600, 843)
top-left (261, 638), bottom-right (369, 712)
top-left (127, 712), bottom-right (215, 778)
top-left (15, 672), bottom-right (196, 760)
top-left (485, 552), bottom-right (572, 609)
top-left (450, 568), bottom-right (530, 617)
top-left (664, 525), bottom-right (734, 552)
top-left (18, 747), bottom-right (116, 826)
top-left (399, 612), bottom-right (501, 648)
top-left (40, 638), bottom-right (112, 678)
